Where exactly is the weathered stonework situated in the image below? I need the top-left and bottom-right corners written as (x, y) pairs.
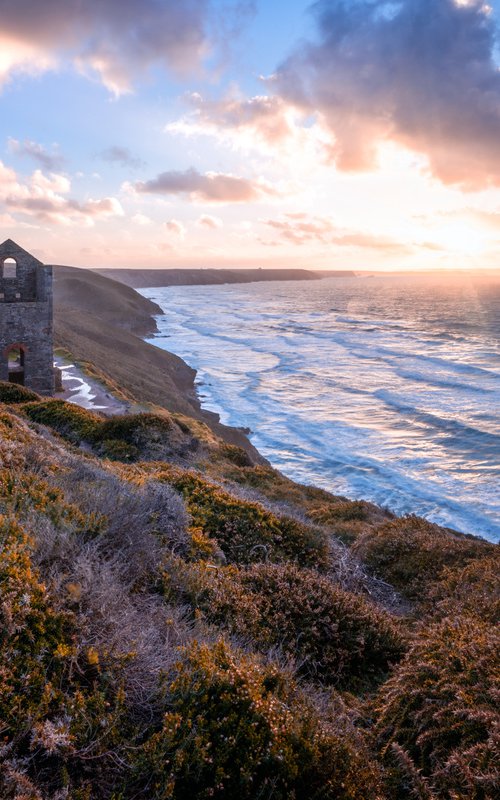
top-left (0, 239), bottom-right (54, 395)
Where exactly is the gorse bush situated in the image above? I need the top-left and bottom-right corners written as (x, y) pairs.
top-left (374, 617), bottom-right (500, 800)
top-left (20, 399), bottom-right (194, 462)
top-left (352, 515), bottom-right (493, 601)
top-left (22, 398), bottom-right (102, 442)
top-left (166, 561), bottom-right (405, 689)
top-left (0, 380), bottom-right (40, 403)
top-left (135, 640), bottom-right (384, 800)
top-left (0, 515), bottom-right (71, 733)
top-left (427, 555), bottom-right (500, 625)
top-left (0, 399), bottom-right (498, 799)
top-left (157, 468), bottom-right (330, 568)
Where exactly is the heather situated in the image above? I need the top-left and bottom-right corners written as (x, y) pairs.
top-left (0, 385), bottom-right (498, 799)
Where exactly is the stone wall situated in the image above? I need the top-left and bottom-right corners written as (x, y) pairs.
top-left (0, 240), bottom-right (54, 396)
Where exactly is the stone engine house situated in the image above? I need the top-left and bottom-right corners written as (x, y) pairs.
top-left (0, 239), bottom-right (54, 395)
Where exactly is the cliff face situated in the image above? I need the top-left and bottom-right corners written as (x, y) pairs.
top-left (53, 264), bottom-right (263, 456)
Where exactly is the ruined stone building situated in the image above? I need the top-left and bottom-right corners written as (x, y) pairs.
top-left (0, 239), bottom-right (54, 395)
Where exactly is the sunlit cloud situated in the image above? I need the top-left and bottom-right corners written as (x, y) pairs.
top-left (164, 218), bottom-right (187, 238)
top-left (131, 213), bottom-right (153, 226)
top-left (0, 160), bottom-right (124, 226)
top-left (263, 213), bottom-right (412, 253)
top-left (197, 213), bottom-right (223, 229)
top-left (0, 0), bottom-right (211, 95)
top-left (276, 0), bottom-right (500, 188)
top-left (131, 167), bottom-right (280, 204)
top-left (166, 91), bottom-right (333, 167)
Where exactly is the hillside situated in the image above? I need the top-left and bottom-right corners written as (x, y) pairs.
top-left (0, 381), bottom-right (498, 799)
top-left (53, 265), bottom-right (262, 456)
top-left (94, 267), bottom-right (354, 289)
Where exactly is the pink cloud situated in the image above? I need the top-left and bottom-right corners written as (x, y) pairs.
top-left (0, 160), bottom-right (123, 225)
top-left (277, 0), bottom-right (500, 188)
top-left (264, 213), bottom-right (410, 253)
top-left (133, 167), bottom-right (278, 204)
top-left (0, 0), bottom-right (211, 94)
top-left (197, 213), bottom-right (223, 229)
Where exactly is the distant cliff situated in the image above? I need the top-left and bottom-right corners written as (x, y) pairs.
top-left (95, 267), bottom-right (355, 288)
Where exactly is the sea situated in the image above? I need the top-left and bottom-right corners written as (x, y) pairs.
top-left (140, 272), bottom-right (500, 543)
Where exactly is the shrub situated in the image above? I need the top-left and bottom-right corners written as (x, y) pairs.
top-left (219, 443), bottom-right (254, 467)
top-left (427, 555), bottom-right (500, 625)
top-left (352, 516), bottom-right (494, 601)
top-left (97, 412), bottom-right (172, 443)
top-left (99, 437), bottom-right (140, 461)
top-left (310, 500), bottom-right (369, 524)
top-left (374, 617), bottom-right (500, 800)
top-left (166, 561), bottom-right (405, 689)
top-left (0, 380), bottom-right (40, 403)
top-left (22, 402), bottom-right (187, 462)
top-left (22, 399), bottom-right (102, 443)
top-left (0, 515), bottom-right (72, 735)
top-left (158, 469), bottom-right (329, 568)
top-left (135, 639), bottom-right (383, 800)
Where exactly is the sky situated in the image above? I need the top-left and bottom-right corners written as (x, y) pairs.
top-left (1, 0), bottom-right (500, 270)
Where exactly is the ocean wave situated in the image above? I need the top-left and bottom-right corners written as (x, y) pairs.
top-left (141, 276), bottom-right (500, 542)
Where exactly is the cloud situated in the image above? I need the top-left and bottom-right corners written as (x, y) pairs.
top-left (0, 160), bottom-right (124, 225)
top-left (173, 92), bottom-right (295, 143)
top-left (0, 0), bottom-right (211, 94)
top-left (263, 213), bottom-right (410, 252)
top-left (100, 146), bottom-right (145, 169)
top-left (7, 138), bottom-right (65, 171)
top-left (131, 212), bottom-right (153, 225)
top-left (276, 0), bottom-right (500, 188)
top-left (197, 213), bottom-right (223, 229)
top-left (166, 91), bottom-right (332, 163)
top-left (132, 167), bottom-right (278, 203)
top-left (266, 215), bottom-right (336, 244)
top-left (164, 219), bottom-right (186, 238)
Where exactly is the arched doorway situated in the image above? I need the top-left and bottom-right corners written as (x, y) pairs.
top-left (7, 345), bottom-right (26, 385)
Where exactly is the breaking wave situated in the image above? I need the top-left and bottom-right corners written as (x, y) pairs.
top-left (141, 273), bottom-right (500, 541)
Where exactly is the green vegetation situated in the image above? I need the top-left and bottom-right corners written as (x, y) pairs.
top-left (155, 467), bottom-right (330, 568)
top-left (0, 386), bottom-right (498, 799)
top-left (0, 381), bottom-right (40, 403)
top-left (135, 640), bottom-right (383, 800)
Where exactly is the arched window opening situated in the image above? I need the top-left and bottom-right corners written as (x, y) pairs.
top-left (7, 346), bottom-right (25, 385)
top-left (3, 258), bottom-right (17, 279)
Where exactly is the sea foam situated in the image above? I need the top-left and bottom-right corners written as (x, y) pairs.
top-left (141, 273), bottom-right (500, 542)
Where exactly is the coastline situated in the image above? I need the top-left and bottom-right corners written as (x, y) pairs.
top-left (141, 278), bottom-right (500, 543)
top-left (53, 263), bottom-right (265, 461)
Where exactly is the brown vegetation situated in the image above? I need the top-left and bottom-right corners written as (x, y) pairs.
top-left (0, 388), bottom-right (498, 799)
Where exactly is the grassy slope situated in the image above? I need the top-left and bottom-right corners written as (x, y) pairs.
top-left (1, 268), bottom-right (496, 799)
top-left (0, 384), bottom-right (498, 800)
